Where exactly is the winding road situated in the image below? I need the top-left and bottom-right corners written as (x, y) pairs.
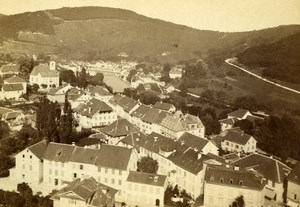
top-left (225, 58), bottom-right (300, 95)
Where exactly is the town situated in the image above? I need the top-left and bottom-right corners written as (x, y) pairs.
top-left (0, 54), bottom-right (299, 207)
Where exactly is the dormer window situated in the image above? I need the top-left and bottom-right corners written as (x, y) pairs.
top-left (239, 180), bottom-right (243, 186)
top-left (210, 176), bottom-right (214, 181)
top-left (229, 179), bottom-right (233, 184)
top-left (220, 178), bottom-right (224, 183)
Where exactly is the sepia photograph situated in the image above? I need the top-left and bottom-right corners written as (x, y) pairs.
top-left (0, 0), bottom-right (299, 206)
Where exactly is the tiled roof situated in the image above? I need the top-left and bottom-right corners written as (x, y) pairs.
top-left (52, 177), bottom-right (118, 203)
top-left (0, 64), bottom-right (19, 73)
top-left (4, 76), bottom-right (26, 83)
top-left (30, 141), bottom-right (133, 170)
top-left (101, 119), bottom-right (138, 137)
top-left (47, 84), bottom-right (69, 96)
top-left (111, 95), bottom-right (139, 113)
top-left (74, 98), bottom-right (112, 117)
top-left (30, 64), bottom-right (59, 77)
top-left (127, 171), bottom-right (167, 187)
top-left (2, 83), bottom-right (23, 91)
top-left (227, 109), bottom-right (250, 119)
top-left (223, 153), bottom-right (241, 162)
top-left (3, 111), bottom-right (22, 120)
top-left (177, 132), bottom-right (209, 151)
top-left (0, 107), bottom-right (13, 116)
top-left (130, 104), bottom-right (150, 118)
top-left (205, 164), bottom-right (266, 191)
top-left (219, 117), bottom-right (238, 125)
top-left (221, 130), bottom-right (254, 145)
top-left (233, 153), bottom-right (292, 183)
top-left (153, 102), bottom-right (175, 111)
top-left (288, 163), bottom-right (300, 185)
top-left (141, 108), bottom-right (168, 125)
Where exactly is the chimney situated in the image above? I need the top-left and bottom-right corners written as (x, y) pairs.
top-left (234, 165), bottom-right (239, 171)
top-left (89, 106), bottom-right (92, 114)
top-left (154, 176), bottom-right (159, 182)
top-left (181, 141), bottom-right (185, 145)
top-left (154, 136), bottom-right (158, 142)
top-left (72, 142), bottom-right (75, 146)
top-left (49, 61), bottom-right (56, 70)
top-left (198, 152), bottom-right (202, 160)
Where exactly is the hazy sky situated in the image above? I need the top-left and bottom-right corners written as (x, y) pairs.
top-left (0, 0), bottom-right (299, 32)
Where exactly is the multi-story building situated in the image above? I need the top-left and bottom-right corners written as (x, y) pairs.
top-left (0, 64), bottom-right (19, 77)
top-left (125, 171), bottom-right (167, 207)
top-left (0, 76), bottom-right (27, 100)
top-left (47, 84), bottom-right (73, 103)
top-left (74, 98), bottom-right (117, 130)
top-left (30, 61), bottom-right (59, 88)
top-left (86, 85), bottom-right (113, 103)
top-left (233, 153), bottom-right (292, 203)
top-left (10, 140), bottom-right (138, 202)
top-left (286, 163), bottom-right (300, 207)
top-left (204, 164), bottom-right (267, 207)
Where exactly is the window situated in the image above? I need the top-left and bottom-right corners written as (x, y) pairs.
top-left (22, 154), bottom-right (25, 158)
top-left (229, 179), bottom-right (233, 184)
top-left (220, 178), bottom-right (224, 183)
top-left (294, 193), bottom-right (297, 200)
top-left (54, 179), bottom-right (58, 186)
top-left (236, 145), bottom-right (239, 149)
top-left (68, 200), bottom-right (76, 204)
top-left (30, 155), bottom-right (32, 159)
top-left (79, 165), bottom-right (84, 170)
top-left (111, 178), bottom-right (115, 184)
top-left (239, 180), bottom-right (243, 186)
top-left (73, 173), bottom-right (77, 178)
top-left (118, 180), bottom-right (122, 185)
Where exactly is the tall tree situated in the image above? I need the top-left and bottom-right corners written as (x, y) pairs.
top-left (137, 156), bottom-right (158, 174)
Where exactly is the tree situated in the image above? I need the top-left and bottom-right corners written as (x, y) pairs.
top-left (232, 195), bottom-right (245, 207)
top-left (79, 67), bottom-right (87, 88)
top-left (137, 156), bottom-right (158, 174)
top-left (17, 182), bottom-right (33, 200)
top-left (60, 96), bottom-right (73, 144)
top-left (0, 121), bottom-right (9, 140)
top-left (0, 152), bottom-right (14, 177)
top-left (234, 119), bottom-right (254, 135)
top-left (139, 91), bottom-right (160, 105)
top-left (18, 56), bottom-right (36, 79)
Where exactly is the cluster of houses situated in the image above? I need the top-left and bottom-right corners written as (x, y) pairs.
top-left (1, 61), bottom-right (299, 207)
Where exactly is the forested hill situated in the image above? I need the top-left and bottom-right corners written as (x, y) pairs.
top-left (0, 7), bottom-right (300, 62)
top-left (237, 32), bottom-right (300, 84)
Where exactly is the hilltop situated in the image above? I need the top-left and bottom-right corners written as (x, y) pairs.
top-left (0, 7), bottom-right (300, 62)
top-left (237, 32), bottom-right (300, 84)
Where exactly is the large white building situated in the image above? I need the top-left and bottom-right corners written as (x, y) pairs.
top-left (204, 164), bottom-right (267, 207)
top-left (0, 76), bottom-right (27, 100)
top-left (30, 61), bottom-right (59, 88)
top-left (10, 140), bottom-right (138, 202)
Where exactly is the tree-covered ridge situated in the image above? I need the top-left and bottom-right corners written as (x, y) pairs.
top-left (237, 32), bottom-right (300, 84)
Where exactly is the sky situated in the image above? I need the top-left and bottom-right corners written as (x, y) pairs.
top-left (0, 0), bottom-right (299, 32)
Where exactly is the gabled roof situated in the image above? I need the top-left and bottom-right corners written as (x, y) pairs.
top-left (288, 163), bottom-right (300, 185)
top-left (130, 104), bottom-right (150, 118)
top-left (153, 102), bottom-right (175, 111)
top-left (2, 83), bottom-right (23, 91)
top-left (111, 95), bottom-right (139, 113)
top-left (219, 117), bottom-right (238, 125)
top-left (177, 132), bottom-right (209, 151)
top-left (0, 107), bottom-right (13, 116)
top-left (127, 171), bottom-right (167, 187)
top-left (30, 64), bottom-right (59, 77)
top-left (221, 130), bottom-right (255, 145)
top-left (3, 111), bottom-right (23, 120)
top-left (4, 76), bottom-right (26, 83)
top-left (233, 153), bottom-right (292, 183)
top-left (205, 164), bottom-right (266, 191)
top-left (0, 64), bottom-right (19, 73)
top-left (52, 177), bottom-right (118, 203)
top-left (227, 109), bottom-right (250, 119)
top-left (101, 119), bottom-right (138, 138)
top-left (74, 98), bottom-right (112, 118)
top-left (141, 108), bottom-right (168, 125)
top-left (47, 84), bottom-right (70, 96)
top-left (32, 141), bottom-right (133, 170)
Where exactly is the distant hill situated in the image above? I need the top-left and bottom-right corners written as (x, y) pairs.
top-left (237, 32), bottom-right (300, 84)
top-left (0, 7), bottom-right (300, 62)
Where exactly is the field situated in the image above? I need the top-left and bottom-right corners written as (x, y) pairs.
top-left (103, 74), bottom-right (129, 93)
top-left (189, 63), bottom-right (300, 114)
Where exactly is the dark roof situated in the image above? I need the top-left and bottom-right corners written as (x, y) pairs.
top-left (2, 83), bottom-right (23, 91)
top-left (153, 102), bottom-right (175, 111)
top-left (130, 104), bottom-right (150, 118)
top-left (141, 108), bottom-right (168, 124)
top-left (227, 109), bottom-right (250, 119)
top-left (74, 98), bottom-right (112, 117)
top-left (233, 153), bottom-right (291, 183)
top-left (111, 95), bottom-right (139, 113)
top-left (31, 64), bottom-right (59, 77)
top-left (127, 171), bottom-right (167, 187)
top-left (52, 177), bottom-right (118, 203)
top-left (219, 117), bottom-right (238, 125)
top-left (0, 107), bottom-right (12, 116)
top-left (28, 141), bottom-right (133, 170)
top-left (223, 153), bottom-right (241, 162)
top-left (205, 164), bottom-right (266, 191)
top-left (29, 94), bottom-right (44, 102)
top-left (177, 132), bottom-right (209, 151)
top-left (47, 84), bottom-right (69, 95)
top-left (3, 111), bottom-right (23, 120)
top-left (221, 130), bottom-right (255, 145)
top-left (101, 119), bottom-right (138, 137)
top-left (4, 76), bottom-right (26, 83)
top-left (287, 163), bottom-right (300, 185)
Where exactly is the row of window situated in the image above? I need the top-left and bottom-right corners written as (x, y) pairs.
top-left (127, 182), bottom-right (161, 195)
top-left (209, 176), bottom-right (243, 185)
top-left (97, 176), bottom-right (122, 186)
